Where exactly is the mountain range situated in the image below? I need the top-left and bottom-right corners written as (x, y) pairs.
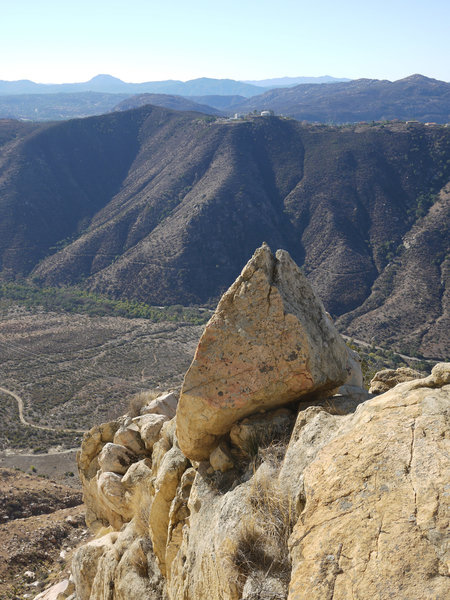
top-left (0, 74), bottom-right (448, 124)
top-left (0, 74), bottom-right (349, 97)
top-left (0, 75), bottom-right (269, 98)
top-left (234, 74), bottom-right (450, 123)
top-left (0, 106), bottom-right (448, 358)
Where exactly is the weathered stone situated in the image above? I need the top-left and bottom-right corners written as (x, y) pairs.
top-left (141, 391), bottom-right (179, 419)
top-left (149, 446), bottom-right (189, 574)
top-left (369, 366), bottom-right (423, 394)
top-left (32, 579), bottom-right (71, 600)
top-left (113, 423), bottom-right (146, 455)
top-left (77, 420), bottom-right (119, 476)
top-left (209, 442), bottom-right (234, 472)
top-left (278, 406), bottom-right (344, 516)
top-left (72, 521), bottom-right (165, 600)
top-left (288, 365), bottom-right (450, 600)
top-left (166, 467), bottom-right (196, 578)
top-left (427, 361), bottom-right (450, 386)
top-left (98, 442), bottom-right (136, 474)
top-left (136, 413), bottom-right (170, 451)
top-left (97, 471), bottom-right (133, 525)
top-left (177, 244), bottom-right (349, 459)
top-left (72, 532), bottom-right (119, 600)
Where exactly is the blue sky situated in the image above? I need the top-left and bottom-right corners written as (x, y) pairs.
top-left (2, 0), bottom-right (449, 83)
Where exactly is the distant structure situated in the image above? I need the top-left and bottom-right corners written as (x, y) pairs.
top-left (233, 113), bottom-right (244, 120)
top-left (260, 110), bottom-right (274, 117)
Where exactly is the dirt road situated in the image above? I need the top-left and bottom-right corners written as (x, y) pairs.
top-left (0, 386), bottom-right (85, 434)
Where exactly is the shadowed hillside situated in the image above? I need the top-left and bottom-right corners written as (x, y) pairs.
top-left (0, 107), bottom-right (448, 357)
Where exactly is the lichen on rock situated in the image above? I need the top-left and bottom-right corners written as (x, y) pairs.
top-left (177, 243), bottom-right (350, 460)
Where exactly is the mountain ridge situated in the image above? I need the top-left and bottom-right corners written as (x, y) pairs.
top-left (0, 106), bottom-right (448, 358)
top-left (235, 74), bottom-right (450, 123)
top-left (0, 75), bottom-right (269, 98)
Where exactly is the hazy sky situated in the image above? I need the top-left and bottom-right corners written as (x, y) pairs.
top-left (2, 0), bottom-right (449, 83)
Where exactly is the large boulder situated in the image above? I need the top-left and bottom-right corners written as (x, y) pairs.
top-left (288, 363), bottom-right (450, 600)
top-left (177, 244), bottom-right (350, 460)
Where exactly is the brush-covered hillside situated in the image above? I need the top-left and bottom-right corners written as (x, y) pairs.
top-left (235, 74), bottom-right (450, 123)
top-left (0, 107), bottom-right (448, 358)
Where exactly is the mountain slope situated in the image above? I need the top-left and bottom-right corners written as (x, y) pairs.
top-left (235, 75), bottom-right (450, 123)
top-left (0, 108), bottom-right (448, 357)
top-left (0, 92), bottom-right (132, 121)
top-left (242, 75), bottom-right (350, 87)
top-left (113, 94), bottom-right (222, 115)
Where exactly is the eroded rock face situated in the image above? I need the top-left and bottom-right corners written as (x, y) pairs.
top-left (70, 244), bottom-right (448, 600)
top-left (288, 363), bottom-right (450, 600)
top-left (177, 244), bottom-right (350, 460)
top-left (72, 363), bottom-right (450, 600)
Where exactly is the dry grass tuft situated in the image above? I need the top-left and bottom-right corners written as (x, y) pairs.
top-left (322, 397), bottom-right (351, 416)
top-left (127, 390), bottom-right (161, 417)
top-left (233, 464), bottom-right (295, 586)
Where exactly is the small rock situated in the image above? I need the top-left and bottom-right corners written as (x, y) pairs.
top-left (210, 442), bottom-right (234, 472)
top-left (24, 571), bottom-right (36, 580)
top-left (98, 442), bottom-right (136, 474)
top-left (140, 391), bottom-right (178, 419)
top-left (113, 424), bottom-right (146, 455)
top-left (135, 413), bottom-right (169, 450)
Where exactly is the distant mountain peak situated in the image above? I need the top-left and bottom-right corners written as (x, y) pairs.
top-left (88, 74), bottom-right (124, 83)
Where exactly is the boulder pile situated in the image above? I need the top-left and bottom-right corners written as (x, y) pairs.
top-left (63, 245), bottom-right (449, 600)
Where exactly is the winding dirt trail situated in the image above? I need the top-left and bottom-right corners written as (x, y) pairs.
top-left (0, 386), bottom-right (85, 434)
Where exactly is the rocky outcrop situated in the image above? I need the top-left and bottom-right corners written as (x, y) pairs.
top-left (369, 365), bottom-right (423, 394)
top-left (177, 244), bottom-right (350, 460)
top-left (69, 247), bottom-right (449, 600)
top-left (288, 363), bottom-right (450, 600)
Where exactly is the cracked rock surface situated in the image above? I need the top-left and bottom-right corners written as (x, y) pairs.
top-left (288, 363), bottom-right (450, 600)
top-left (177, 244), bottom-right (349, 460)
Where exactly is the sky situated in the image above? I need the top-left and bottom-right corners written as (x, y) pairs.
top-left (1, 0), bottom-right (449, 83)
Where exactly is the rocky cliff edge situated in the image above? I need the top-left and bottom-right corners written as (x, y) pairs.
top-left (52, 246), bottom-right (448, 600)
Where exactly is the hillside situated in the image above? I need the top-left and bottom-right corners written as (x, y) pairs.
top-left (235, 74), bottom-right (450, 123)
top-left (113, 93), bottom-right (222, 115)
top-left (0, 92), bottom-right (131, 121)
top-left (0, 107), bottom-right (449, 358)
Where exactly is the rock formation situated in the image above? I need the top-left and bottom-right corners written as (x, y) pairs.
top-left (177, 244), bottom-right (350, 460)
top-left (61, 246), bottom-right (449, 600)
top-left (369, 365), bottom-right (423, 394)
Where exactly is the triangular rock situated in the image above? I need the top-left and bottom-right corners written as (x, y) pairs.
top-left (177, 244), bottom-right (350, 460)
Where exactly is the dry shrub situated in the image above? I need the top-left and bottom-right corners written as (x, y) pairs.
top-left (238, 420), bottom-right (294, 468)
top-left (127, 390), bottom-right (161, 417)
top-left (135, 501), bottom-right (151, 538)
top-left (322, 397), bottom-right (350, 416)
top-left (233, 464), bottom-right (295, 585)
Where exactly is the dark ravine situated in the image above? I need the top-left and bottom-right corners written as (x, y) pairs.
top-left (0, 106), bottom-right (449, 358)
